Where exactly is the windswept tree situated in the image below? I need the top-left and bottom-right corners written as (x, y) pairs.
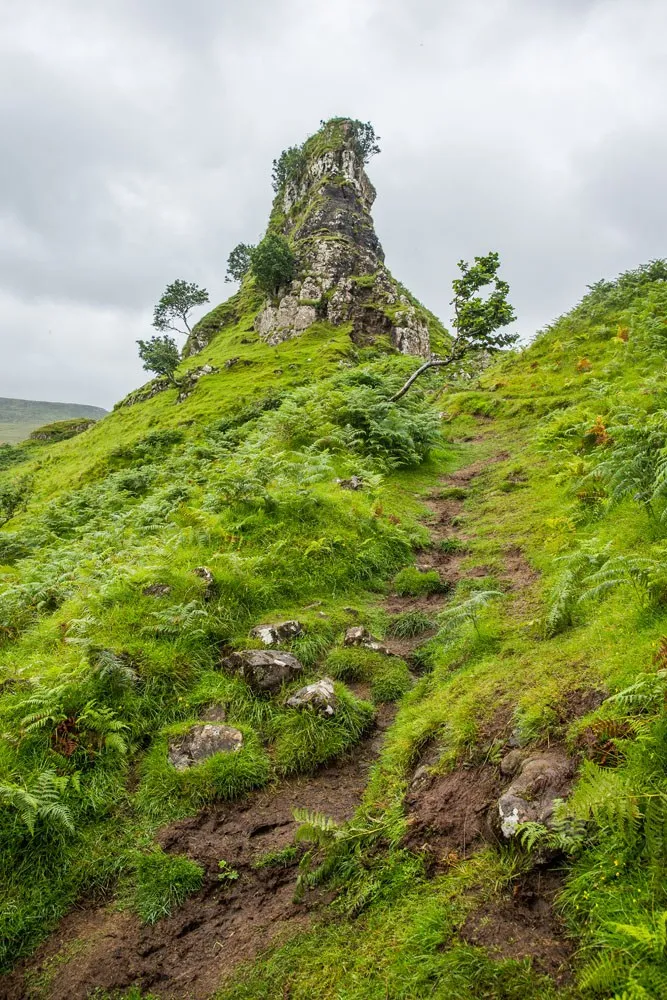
top-left (152, 279), bottom-right (209, 337)
top-left (225, 243), bottom-right (255, 283)
top-left (391, 251), bottom-right (517, 401)
top-left (137, 335), bottom-right (181, 387)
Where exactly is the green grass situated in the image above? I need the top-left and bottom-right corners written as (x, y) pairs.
top-left (130, 849), bottom-right (204, 924)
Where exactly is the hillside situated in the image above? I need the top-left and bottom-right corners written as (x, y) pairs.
top-left (0, 398), bottom-right (107, 444)
top-left (1, 120), bottom-right (667, 1000)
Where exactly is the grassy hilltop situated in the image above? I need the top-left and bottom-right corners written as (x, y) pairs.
top-left (2, 121), bottom-right (667, 998)
top-left (0, 398), bottom-right (106, 445)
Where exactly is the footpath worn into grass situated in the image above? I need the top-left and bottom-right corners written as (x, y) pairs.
top-left (4, 263), bottom-right (667, 999)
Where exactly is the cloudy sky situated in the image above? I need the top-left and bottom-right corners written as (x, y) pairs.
top-left (1, 0), bottom-right (665, 409)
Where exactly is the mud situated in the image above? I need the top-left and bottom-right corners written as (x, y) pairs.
top-left (460, 868), bottom-right (574, 984)
top-left (1, 709), bottom-right (394, 1000)
top-left (403, 764), bottom-right (503, 866)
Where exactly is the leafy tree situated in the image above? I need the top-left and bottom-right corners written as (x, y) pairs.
top-left (272, 145), bottom-right (307, 193)
top-left (152, 279), bottom-right (209, 336)
top-left (251, 233), bottom-right (296, 295)
top-left (391, 251), bottom-right (517, 400)
top-left (345, 119), bottom-right (381, 163)
top-left (225, 243), bottom-right (255, 283)
top-left (137, 335), bottom-right (181, 387)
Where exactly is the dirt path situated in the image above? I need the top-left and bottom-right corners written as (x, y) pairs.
top-left (4, 456), bottom-right (536, 1000)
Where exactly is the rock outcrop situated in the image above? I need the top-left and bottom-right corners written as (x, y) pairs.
top-left (186, 118), bottom-right (444, 359)
top-left (221, 649), bottom-right (303, 694)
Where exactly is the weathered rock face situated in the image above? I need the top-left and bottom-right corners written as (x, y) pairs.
top-left (167, 723), bottom-right (243, 771)
top-left (253, 140), bottom-right (431, 356)
top-left (222, 649), bottom-right (303, 694)
top-left (495, 752), bottom-right (576, 838)
top-left (250, 620), bottom-right (303, 646)
top-left (285, 677), bottom-right (337, 716)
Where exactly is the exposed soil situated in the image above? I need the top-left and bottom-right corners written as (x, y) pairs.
top-left (1, 709), bottom-right (394, 1000)
top-left (460, 868), bottom-right (574, 984)
top-left (403, 764), bottom-right (502, 866)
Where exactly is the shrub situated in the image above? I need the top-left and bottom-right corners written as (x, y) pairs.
top-left (132, 850), bottom-right (204, 924)
top-left (251, 233), bottom-right (296, 295)
top-left (393, 567), bottom-right (442, 596)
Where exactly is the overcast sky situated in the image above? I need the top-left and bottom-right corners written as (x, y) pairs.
top-left (1, 0), bottom-right (665, 408)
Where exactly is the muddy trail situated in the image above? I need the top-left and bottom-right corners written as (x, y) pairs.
top-left (3, 457), bottom-right (567, 999)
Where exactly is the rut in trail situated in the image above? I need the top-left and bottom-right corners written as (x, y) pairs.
top-left (3, 462), bottom-right (493, 1000)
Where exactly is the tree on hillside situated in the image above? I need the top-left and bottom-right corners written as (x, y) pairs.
top-left (251, 233), bottom-right (296, 295)
top-left (225, 243), bottom-right (255, 283)
top-left (137, 335), bottom-right (182, 387)
top-left (391, 252), bottom-right (517, 401)
top-left (152, 279), bottom-right (209, 337)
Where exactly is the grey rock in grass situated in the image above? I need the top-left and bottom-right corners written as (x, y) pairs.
top-left (142, 583), bottom-right (172, 597)
top-left (168, 723), bottom-right (243, 771)
top-left (336, 475), bottom-right (363, 490)
top-left (194, 565), bottom-right (215, 600)
top-left (250, 620), bottom-right (304, 646)
top-left (343, 625), bottom-right (391, 655)
top-left (222, 649), bottom-right (303, 694)
top-left (285, 677), bottom-right (337, 716)
top-left (496, 752), bottom-right (576, 838)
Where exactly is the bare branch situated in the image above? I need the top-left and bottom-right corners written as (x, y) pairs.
top-left (390, 354), bottom-right (460, 402)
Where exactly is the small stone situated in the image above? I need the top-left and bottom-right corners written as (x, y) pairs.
top-left (250, 620), bottom-right (304, 646)
top-left (222, 649), bottom-right (303, 694)
top-left (167, 723), bottom-right (243, 771)
top-left (343, 626), bottom-right (391, 654)
top-left (194, 566), bottom-right (215, 599)
top-left (285, 678), bottom-right (337, 716)
top-left (142, 583), bottom-right (172, 597)
top-left (336, 475), bottom-right (363, 490)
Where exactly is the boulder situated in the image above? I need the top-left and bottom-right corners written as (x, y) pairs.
top-left (250, 620), bottom-right (303, 645)
top-left (496, 752), bottom-right (576, 838)
top-left (285, 677), bottom-right (337, 716)
top-left (222, 649), bottom-right (303, 694)
top-left (336, 475), bottom-right (363, 490)
top-left (167, 723), bottom-right (243, 771)
top-left (343, 625), bottom-right (391, 655)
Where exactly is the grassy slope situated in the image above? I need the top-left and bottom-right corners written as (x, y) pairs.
top-left (213, 268), bottom-right (667, 999)
top-left (4, 265), bottom-right (667, 999)
top-left (0, 399), bottom-right (106, 444)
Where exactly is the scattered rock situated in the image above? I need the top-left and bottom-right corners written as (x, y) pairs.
top-left (142, 583), bottom-right (172, 598)
top-left (495, 752), bottom-right (576, 839)
top-left (167, 724), bottom-right (243, 771)
top-left (285, 678), bottom-right (337, 716)
top-left (224, 357), bottom-right (240, 368)
top-left (222, 649), bottom-right (303, 694)
top-left (343, 625), bottom-right (391, 655)
top-left (336, 475), bottom-right (363, 490)
top-left (250, 621), bottom-right (303, 646)
top-left (176, 365), bottom-right (219, 403)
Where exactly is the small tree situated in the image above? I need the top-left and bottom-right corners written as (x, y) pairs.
top-left (137, 335), bottom-right (181, 387)
top-left (152, 279), bottom-right (209, 337)
top-left (251, 233), bottom-right (296, 295)
top-left (225, 243), bottom-right (255, 283)
top-left (272, 145), bottom-right (307, 193)
top-left (391, 251), bottom-right (517, 401)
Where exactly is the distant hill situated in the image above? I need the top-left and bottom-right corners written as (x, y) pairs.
top-left (0, 397), bottom-right (107, 444)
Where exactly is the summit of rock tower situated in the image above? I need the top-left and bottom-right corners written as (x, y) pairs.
top-left (185, 118), bottom-right (442, 358)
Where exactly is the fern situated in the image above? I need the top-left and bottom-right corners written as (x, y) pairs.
top-left (437, 590), bottom-right (503, 639)
top-left (0, 770), bottom-right (76, 835)
top-left (581, 554), bottom-right (667, 607)
top-left (569, 761), bottom-right (641, 845)
top-left (544, 542), bottom-right (610, 635)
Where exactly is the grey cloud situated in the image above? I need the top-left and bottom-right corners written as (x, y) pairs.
top-left (0, 0), bottom-right (666, 407)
